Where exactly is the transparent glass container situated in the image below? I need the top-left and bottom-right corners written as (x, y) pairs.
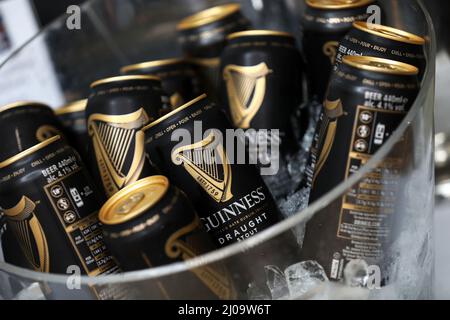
top-left (0, 0), bottom-right (435, 300)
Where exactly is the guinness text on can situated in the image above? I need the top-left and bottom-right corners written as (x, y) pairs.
top-left (142, 94), bottom-right (282, 247)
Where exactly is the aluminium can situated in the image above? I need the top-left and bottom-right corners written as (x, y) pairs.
top-left (86, 75), bottom-right (166, 198)
top-left (220, 30), bottom-right (303, 156)
top-left (142, 94), bottom-right (283, 248)
top-left (55, 99), bottom-right (89, 161)
top-left (0, 135), bottom-right (121, 299)
top-left (177, 3), bottom-right (251, 100)
top-left (301, 56), bottom-right (420, 283)
top-left (335, 21), bottom-right (426, 79)
top-left (99, 175), bottom-right (237, 299)
top-left (301, 0), bottom-right (377, 100)
top-left (0, 101), bottom-right (65, 161)
top-left (121, 58), bottom-right (202, 109)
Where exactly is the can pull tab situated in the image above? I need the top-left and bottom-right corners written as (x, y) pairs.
top-left (117, 192), bottom-right (145, 215)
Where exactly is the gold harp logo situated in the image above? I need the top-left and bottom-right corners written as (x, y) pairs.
top-left (323, 41), bottom-right (339, 65)
top-left (165, 216), bottom-right (236, 299)
top-left (4, 196), bottom-right (50, 273)
top-left (312, 99), bottom-right (344, 185)
top-left (223, 62), bottom-right (272, 129)
top-left (172, 131), bottom-right (233, 203)
top-left (88, 108), bottom-right (150, 197)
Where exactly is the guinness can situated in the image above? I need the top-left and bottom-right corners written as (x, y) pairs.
top-left (301, 56), bottom-right (420, 282)
top-left (335, 22), bottom-right (426, 79)
top-left (55, 99), bottom-right (88, 161)
top-left (221, 30), bottom-right (303, 155)
top-left (99, 175), bottom-right (237, 299)
top-left (121, 58), bottom-right (202, 109)
top-left (0, 135), bottom-right (119, 276)
top-left (143, 94), bottom-right (282, 248)
top-left (86, 75), bottom-right (165, 198)
top-left (0, 102), bottom-right (66, 272)
top-left (177, 3), bottom-right (250, 99)
top-left (301, 0), bottom-right (376, 100)
top-left (0, 101), bottom-right (65, 161)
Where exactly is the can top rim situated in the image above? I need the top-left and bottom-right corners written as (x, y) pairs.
top-left (0, 101), bottom-right (51, 114)
top-left (99, 176), bottom-right (170, 226)
top-left (177, 3), bottom-right (241, 31)
top-left (227, 30), bottom-right (294, 40)
top-left (0, 135), bottom-right (61, 169)
top-left (353, 22), bottom-right (425, 45)
top-left (343, 55), bottom-right (419, 76)
top-left (306, 0), bottom-right (375, 10)
top-left (120, 58), bottom-right (186, 74)
top-left (142, 94), bottom-right (207, 132)
top-left (90, 75), bottom-right (161, 88)
top-left (55, 99), bottom-right (87, 115)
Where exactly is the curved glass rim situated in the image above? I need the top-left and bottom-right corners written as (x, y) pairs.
top-left (0, 0), bottom-right (436, 286)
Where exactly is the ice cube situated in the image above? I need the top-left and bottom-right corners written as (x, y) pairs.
top-left (381, 177), bottom-right (434, 300)
top-left (13, 283), bottom-right (46, 300)
top-left (312, 282), bottom-right (370, 300)
top-left (264, 265), bottom-right (289, 300)
top-left (246, 282), bottom-right (271, 300)
top-left (284, 261), bottom-right (328, 299)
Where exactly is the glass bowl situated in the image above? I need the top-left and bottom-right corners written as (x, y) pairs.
top-left (0, 0), bottom-right (435, 300)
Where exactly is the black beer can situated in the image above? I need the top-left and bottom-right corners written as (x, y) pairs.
top-left (221, 30), bottom-right (303, 155)
top-left (143, 94), bottom-right (283, 248)
top-left (335, 21), bottom-right (426, 79)
top-left (301, 0), bottom-right (376, 101)
top-left (177, 3), bottom-right (251, 99)
top-left (86, 75), bottom-right (166, 198)
top-left (301, 56), bottom-right (420, 282)
top-left (120, 58), bottom-right (202, 109)
top-left (0, 102), bottom-right (66, 273)
top-left (99, 175), bottom-right (237, 299)
top-left (0, 135), bottom-right (120, 276)
top-left (0, 101), bottom-right (65, 161)
top-left (55, 99), bottom-right (88, 161)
